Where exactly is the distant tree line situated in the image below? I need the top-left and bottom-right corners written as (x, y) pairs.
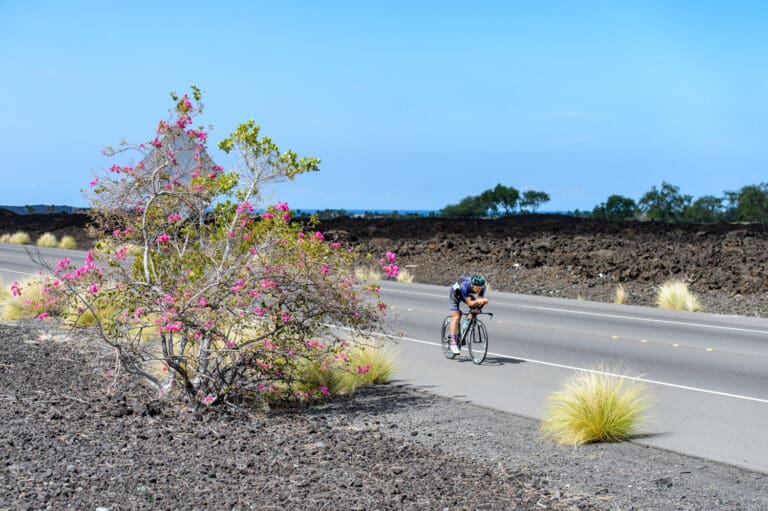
top-left (296, 180), bottom-right (768, 224)
top-left (590, 181), bottom-right (768, 223)
top-left (439, 184), bottom-right (551, 218)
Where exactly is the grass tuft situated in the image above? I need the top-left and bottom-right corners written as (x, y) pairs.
top-left (0, 233), bottom-right (10, 243)
top-left (395, 268), bottom-right (414, 283)
top-left (0, 278), bottom-right (10, 302)
top-left (355, 267), bottom-right (382, 282)
top-left (0, 278), bottom-right (53, 320)
top-left (294, 358), bottom-right (359, 396)
top-left (8, 232), bottom-right (32, 245)
top-left (540, 363), bottom-right (650, 445)
top-left (613, 284), bottom-right (627, 305)
top-left (290, 337), bottom-right (398, 397)
top-left (124, 243), bottom-right (144, 257)
top-left (656, 279), bottom-right (703, 312)
top-left (36, 232), bottom-right (59, 248)
top-left (348, 339), bottom-right (398, 385)
top-left (58, 235), bottom-right (78, 250)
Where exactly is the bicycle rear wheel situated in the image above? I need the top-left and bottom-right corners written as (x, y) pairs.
top-left (468, 319), bottom-right (488, 364)
top-left (440, 316), bottom-right (457, 359)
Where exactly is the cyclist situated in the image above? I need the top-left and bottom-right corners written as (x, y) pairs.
top-left (448, 274), bottom-right (488, 354)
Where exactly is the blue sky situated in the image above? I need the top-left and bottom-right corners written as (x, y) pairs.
top-left (1, 1), bottom-right (767, 212)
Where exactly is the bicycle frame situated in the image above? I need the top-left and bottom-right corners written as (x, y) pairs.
top-left (458, 308), bottom-right (493, 345)
top-left (442, 307), bottom-right (493, 364)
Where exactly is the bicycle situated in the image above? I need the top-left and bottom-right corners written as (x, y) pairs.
top-left (440, 307), bottom-right (492, 364)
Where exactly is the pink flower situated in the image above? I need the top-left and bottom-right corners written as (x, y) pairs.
top-left (319, 386), bottom-right (330, 396)
top-left (331, 242), bottom-right (341, 249)
top-left (383, 264), bottom-right (399, 278)
top-left (237, 203), bottom-right (254, 214)
top-left (167, 214), bottom-right (183, 223)
top-left (262, 212), bottom-right (275, 220)
top-left (88, 284), bottom-right (99, 295)
top-left (56, 258), bottom-right (71, 270)
top-left (37, 312), bottom-right (50, 320)
top-left (202, 395), bottom-right (217, 406)
top-left (314, 231), bottom-right (325, 240)
top-left (156, 233), bottom-right (170, 243)
top-left (259, 279), bottom-right (277, 289)
top-left (89, 177), bottom-right (99, 187)
top-left (320, 263), bottom-right (331, 275)
top-left (163, 321), bottom-right (183, 332)
top-left (275, 201), bottom-right (289, 212)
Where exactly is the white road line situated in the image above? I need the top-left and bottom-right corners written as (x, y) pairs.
top-left (0, 267), bottom-right (36, 276)
top-left (381, 287), bottom-right (768, 335)
top-left (370, 330), bottom-right (768, 405)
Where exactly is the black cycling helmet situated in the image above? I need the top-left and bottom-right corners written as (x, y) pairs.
top-left (470, 274), bottom-right (485, 287)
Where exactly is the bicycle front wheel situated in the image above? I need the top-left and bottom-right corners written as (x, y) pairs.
top-left (440, 316), bottom-right (456, 359)
top-left (468, 319), bottom-right (488, 364)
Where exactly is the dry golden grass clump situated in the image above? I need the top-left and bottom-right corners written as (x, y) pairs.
top-left (540, 364), bottom-right (650, 445)
top-left (36, 232), bottom-right (59, 248)
top-left (6, 231), bottom-right (32, 245)
top-left (355, 267), bottom-right (382, 282)
top-left (58, 235), bottom-right (78, 250)
top-left (613, 284), bottom-right (627, 304)
top-left (0, 278), bottom-right (10, 302)
top-left (396, 268), bottom-right (414, 283)
top-left (0, 278), bottom-right (56, 320)
top-left (1, 231), bottom-right (78, 249)
top-left (656, 279), bottom-right (703, 312)
top-left (124, 243), bottom-right (144, 257)
top-left (347, 339), bottom-right (398, 385)
top-left (355, 266), bottom-right (415, 283)
top-left (292, 338), bottom-right (397, 396)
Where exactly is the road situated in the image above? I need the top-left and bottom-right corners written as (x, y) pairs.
top-left (2, 244), bottom-right (767, 473)
top-left (377, 280), bottom-right (768, 474)
top-left (0, 243), bottom-right (86, 283)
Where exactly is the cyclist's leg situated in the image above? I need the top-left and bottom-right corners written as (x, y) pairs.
top-left (448, 289), bottom-right (461, 337)
top-left (448, 289), bottom-right (462, 353)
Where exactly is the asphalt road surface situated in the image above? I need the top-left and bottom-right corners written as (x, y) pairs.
top-left (377, 280), bottom-right (768, 474)
top-left (3, 244), bottom-right (767, 473)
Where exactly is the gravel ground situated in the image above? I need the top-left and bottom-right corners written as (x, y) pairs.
top-left (2, 319), bottom-right (767, 510)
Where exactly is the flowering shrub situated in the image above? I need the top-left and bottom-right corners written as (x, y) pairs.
top-left (356, 251), bottom-right (402, 282)
top-left (44, 88), bottom-right (391, 409)
top-left (380, 251), bottom-right (399, 279)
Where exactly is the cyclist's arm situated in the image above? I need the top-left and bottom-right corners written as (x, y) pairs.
top-left (464, 295), bottom-right (488, 308)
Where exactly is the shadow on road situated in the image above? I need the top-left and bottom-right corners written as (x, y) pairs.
top-left (452, 355), bottom-right (525, 366)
